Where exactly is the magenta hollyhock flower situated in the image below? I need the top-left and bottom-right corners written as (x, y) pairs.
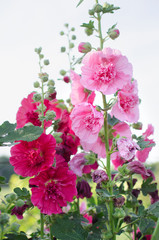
top-left (16, 92), bottom-right (62, 129)
top-left (10, 133), bottom-right (56, 177)
top-left (127, 161), bottom-right (149, 178)
top-left (29, 167), bottom-right (77, 215)
top-left (70, 70), bottom-right (95, 105)
top-left (11, 204), bottom-right (29, 220)
top-left (111, 80), bottom-right (139, 123)
top-left (117, 138), bottom-right (140, 161)
top-left (136, 124), bottom-right (155, 163)
top-left (92, 169), bottom-right (108, 184)
top-left (111, 152), bottom-right (125, 170)
top-left (70, 102), bottom-right (104, 144)
top-left (80, 47), bottom-right (133, 95)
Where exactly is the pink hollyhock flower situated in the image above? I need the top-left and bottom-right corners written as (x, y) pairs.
top-left (111, 80), bottom-right (139, 123)
top-left (113, 122), bottom-right (132, 139)
top-left (70, 102), bottom-right (104, 144)
top-left (70, 70), bottom-right (95, 105)
top-left (83, 161), bottom-right (98, 174)
top-left (92, 169), bottom-right (108, 184)
top-left (16, 92), bottom-right (62, 129)
top-left (117, 138), bottom-right (140, 161)
top-left (127, 160), bottom-right (149, 178)
top-left (10, 133), bottom-right (56, 177)
top-left (11, 204), bottom-right (29, 220)
top-left (133, 228), bottom-right (152, 240)
top-left (29, 167), bottom-right (77, 215)
top-left (111, 152), bottom-right (125, 170)
top-left (80, 201), bottom-right (92, 224)
top-left (136, 124), bottom-right (155, 162)
top-left (69, 153), bottom-right (87, 177)
top-left (80, 47), bottom-right (133, 95)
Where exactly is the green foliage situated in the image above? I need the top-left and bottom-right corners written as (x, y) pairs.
top-left (5, 232), bottom-right (29, 240)
top-left (14, 187), bottom-right (30, 199)
top-left (139, 217), bottom-right (155, 235)
top-left (81, 21), bottom-right (94, 30)
top-left (76, 0), bottom-right (84, 8)
top-left (141, 177), bottom-right (157, 196)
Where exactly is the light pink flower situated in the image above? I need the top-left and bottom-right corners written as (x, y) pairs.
top-left (80, 202), bottom-right (92, 224)
top-left (111, 80), bottom-right (139, 123)
top-left (80, 47), bottom-right (133, 95)
top-left (70, 70), bottom-right (95, 105)
top-left (136, 124), bottom-right (155, 162)
top-left (92, 169), bottom-right (108, 184)
top-left (70, 103), bottom-right (104, 144)
top-left (117, 138), bottom-right (140, 161)
top-left (29, 167), bottom-right (77, 215)
top-left (113, 122), bottom-right (132, 138)
top-left (69, 153), bottom-right (87, 177)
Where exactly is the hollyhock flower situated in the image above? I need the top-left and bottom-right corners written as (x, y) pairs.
top-left (113, 122), bottom-right (132, 139)
top-left (16, 92), bottom-right (62, 129)
top-left (29, 167), bottom-right (77, 215)
top-left (83, 161), bottom-right (98, 174)
top-left (142, 169), bottom-right (156, 181)
top-left (80, 47), bottom-right (133, 95)
top-left (76, 180), bottom-right (92, 199)
top-left (117, 138), bottom-right (140, 161)
top-left (134, 229), bottom-right (152, 240)
top-left (10, 133), bottom-right (56, 177)
top-left (54, 154), bottom-right (68, 168)
top-left (80, 201), bottom-right (92, 224)
top-left (136, 124), bottom-right (155, 162)
top-left (11, 204), bottom-right (29, 220)
top-left (92, 169), bottom-right (108, 184)
top-left (149, 190), bottom-right (159, 204)
top-left (127, 161), bottom-right (149, 178)
top-left (69, 153), bottom-right (87, 177)
top-left (70, 70), bottom-right (95, 105)
top-left (111, 152), bottom-right (125, 170)
top-left (70, 102), bottom-right (104, 144)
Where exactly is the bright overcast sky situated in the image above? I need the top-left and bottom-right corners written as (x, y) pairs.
top-left (0, 0), bottom-right (159, 163)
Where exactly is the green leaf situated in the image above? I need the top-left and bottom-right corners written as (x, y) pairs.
top-left (0, 125), bottom-right (43, 143)
top-left (0, 121), bottom-right (16, 136)
top-left (147, 201), bottom-right (159, 218)
top-left (5, 232), bottom-right (28, 240)
top-left (108, 114), bottom-right (120, 126)
top-left (84, 152), bottom-right (96, 165)
top-left (151, 217), bottom-right (159, 240)
top-left (141, 177), bottom-right (157, 196)
top-left (103, 4), bottom-right (120, 14)
top-left (81, 21), bottom-right (94, 29)
top-left (0, 176), bottom-right (6, 184)
top-left (96, 188), bottom-right (114, 198)
top-left (76, 0), bottom-right (84, 7)
top-left (139, 217), bottom-right (155, 235)
top-left (14, 187), bottom-right (30, 198)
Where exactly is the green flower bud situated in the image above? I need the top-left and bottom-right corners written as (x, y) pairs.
top-left (64, 23), bottom-right (69, 28)
top-left (104, 232), bottom-right (113, 239)
top-left (53, 132), bottom-right (63, 143)
top-left (94, 4), bottom-right (103, 13)
top-left (60, 69), bottom-right (66, 76)
top-left (47, 79), bottom-right (55, 86)
top-left (10, 222), bottom-right (20, 232)
top-left (35, 47), bottom-right (42, 54)
top-left (44, 59), bottom-right (50, 65)
top-left (85, 28), bottom-right (93, 36)
top-left (39, 54), bottom-right (44, 59)
top-left (0, 213), bottom-right (9, 225)
top-left (108, 28), bottom-right (120, 40)
top-left (71, 27), bottom-right (75, 31)
top-left (72, 35), bottom-right (76, 40)
top-left (15, 199), bottom-right (25, 207)
top-left (132, 122), bottom-right (143, 130)
top-left (89, 9), bottom-right (94, 15)
top-left (42, 75), bottom-right (48, 82)
top-left (48, 86), bottom-right (55, 93)
top-left (78, 42), bottom-right (92, 53)
top-left (60, 31), bottom-right (64, 36)
top-left (5, 193), bottom-right (17, 203)
top-left (33, 81), bottom-right (40, 88)
top-left (69, 42), bottom-right (74, 49)
top-left (33, 93), bottom-right (41, 102)
top-left (113, 208), bottom-right (126, 218)
top-left (61, 46), bottom-right (66, 52)
top-left (37, 103), bottom-right (46, 112)
top-left (45, 110), bottom-right (56, 121)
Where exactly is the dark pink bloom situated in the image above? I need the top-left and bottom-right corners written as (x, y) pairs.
top-left (149, 190), bottom-right (159, 204)
top-left (11, 204), bottom-right (29, 220)
top-left (76, 180), bottom-right (92, 199)
top-left (70, 70), bottom-right (95, 105)
top-left (92, 169), bottom-right (108, 184)
top-left (117, 138), bottom-right (140, 161)
top-left (70, 103), bottom-right (104, 144)
top-left (80, 202), bottom-right (92, 224)
top-left (127, 161), bottom-right (149, 178)
top-left (111, 80), bottom-right (139, 123)
top-left (29, 167), bottom-right (77, 215)
top-left (16, 92), bottom-right (62, 129)
top-left (136, 124), bottom-right (155, 163)
top-left (10, 133), bottom-right (56, 177)
top-left (81, 47), bottom-right (133, 95)
top-left (111, 152), bottom-right (125, 169)
top-left (69, 153), bottom-right (87, 177)
top-left (63, 76), bottom-right (70, 83)
top-left (83, 161), bottom-right (98, 174)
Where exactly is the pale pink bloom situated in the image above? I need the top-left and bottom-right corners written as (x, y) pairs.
top-left (70, 103), bottom-right (104, 144)
top-left (80, 47), bottom-right (133, 95)
top-left (136, 124), bottom-right (155, 162)
top-left (81, 137), bottom-right (106, 158)
top-left (117, 138), bottom-right (140, 161)
top-left (111, 80), bottom-right (139, 123)
top-left (111, 152), bottom-right (125, 169)
top-left (113, 122), bottom-right (132, 138)
top-left (70, 70), bottom-right (95, 105)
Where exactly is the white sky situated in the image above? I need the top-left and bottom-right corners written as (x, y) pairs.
top-left (0, 0), bottom-right (159, 163)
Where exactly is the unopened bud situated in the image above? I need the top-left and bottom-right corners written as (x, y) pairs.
top-left (63, 76), bottom-right (70, 83)
top-left (45, 110), bottom-right (56, 121)
top-left (89, 9), bottom-right (94, 15)
top-left (78, 42), bottom-right (92, 53)
top-left (48, 86), bottom-right (55, 93)
top-left (60, 69), bottom-right (66, 76)
top-left (94, 4), bottom-right (103, 13)
top-left (64, 23), bottom-right (69, 28)
top-left (15, 199), bottom-right (25, 207)
top-left (47, 79), bottom-right (55, 86)
top-left (33, 93), bottom-right (41, 102)
top-left (69, 42), bottom-right (74, 49)
top-left (85, 28), bottom-right (93, 36)
top-left (113, 208), bottom-right (126, 218)
top-left (34, 81), bottom-right (40, 88)
top-left (61, 47), bottom-right (66, 52)
top-left (60, 31), bottom-right (64, 36)
top-left (0, 213), bottom-right (9, 225)
top-left (44, 59), bottom-right (50, 65)
top-left (10, 222), bottom-right (20, 232)
top-left (35, 47), bottom-right (42, 54)
top-left (71, 27), bottom-right (75, 31)
top-left (72, 35), bottom-right (76, 40)
top-left (108, 28), bottom-right (120, 40)
top-left (132, 122), bottom-right (143, 130)
top-left (39, 54), bottom-right (44, 59)
top-left (37, 103), bottom-right (46, 112)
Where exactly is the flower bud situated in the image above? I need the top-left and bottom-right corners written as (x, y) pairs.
top-left (44, 59), bottom-right (50, 65)
top-left (72, 35), bottom-right (76, 40)
top-left (0, 213), bottom-right (9, 225)
top-left (42, 75), bottom-right (48, 82)
top-left (47, 79), bottom-right (55, 86)
top-left (33, 93), bottom-right (41, 102)
top-left (60, 31), bottom-right (64, 36)
top-left (77, 180), bottom-right (92, 199)
top-left (33, 81), bottom-right (40, 88)
top-left (132, 122), bottom-right (143, 130)
top-left (10, 222), bottom-right (20, 232)
top-left (113, 208), bottom-right (126, 218)
top-left (69, 42), bottom-right (74, 49)
top-left (71, 27), bottom-right (75, 31)
top-left (35, 47), bottom-right (42, 54)
top-left (85, 28), bottom-right (93, 36)
top-left (63, 76), bottom-right (70, 83)
top-left (37, 103), bottom-right (46, 112)
top-left (39, 54), bottom-right (44, 59)
top-left (78, 42), bottom-right (92, 53)
top-left (61, 46), bottom-right (66, 52)
top-left (108, 28), bottom-right (120, 40)
top-left (5, 193), bottom-right (17, 203)
top-left (89, 9), bottom-right (94, 15)
top-left (60, 69), bottom-right (66, 76)
top-left (93, 4), bottom-right (103, 13)
top-left (48, 86), bottom-right (55, 93)
top-left (15, 199), bottom-right (25, 207)
top-left (45, 110), bottom-right (56, 121)
top-left (64, 23), bottom-right (69, 28)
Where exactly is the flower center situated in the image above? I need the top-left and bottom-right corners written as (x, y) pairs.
top-left (84, 113), bottom-right (100, 131)
top-left (94, 63), bottom-right (116, 84)
top-left (45, 182), bottom-right (63, 201)
top-left (26, 111), bottom-right (41, 126)
top-left (119, 94), bottom-right (138, 112)
top-left (28, 149), bottom-right (44, 167)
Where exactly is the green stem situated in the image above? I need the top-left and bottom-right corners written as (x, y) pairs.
top-left (49, 216), bottom-right (53, 240)
top-left (40, 212), bottom-right (44, 238)
top-left (0, 225), bottom-right (4, 240)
